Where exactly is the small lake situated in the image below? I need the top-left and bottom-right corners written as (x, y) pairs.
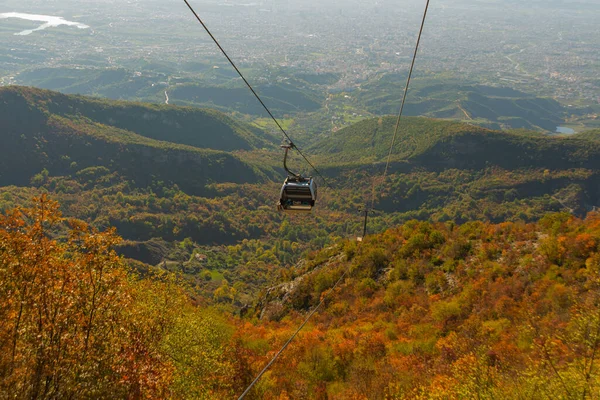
top-left (556, 126), bottom-right (575, 134)
top-left (0, 12), bottom-right (89, 36)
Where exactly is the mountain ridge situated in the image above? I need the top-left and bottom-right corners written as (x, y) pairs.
top-left (0, 85), bottom-right (273, 194)
top-left (311, 116), bottom-right (600, 173)
top-left (2, 85), bottom-right (276, 151)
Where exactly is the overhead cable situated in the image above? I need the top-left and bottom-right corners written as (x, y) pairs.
top-left (237, 267), bottom-right (349, 399)
top-left (182, 0), bottom-right (329, 187)
top-left (383, 0), bottom-right (431, 178)
top-left (182, 0), bottom-right (431, 397)
top-left (241, 0), bottom-right (432, 392)
top-left (369, 0), bottom-right (431, 210)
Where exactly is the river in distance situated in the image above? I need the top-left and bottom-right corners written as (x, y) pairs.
top-left (555, 126), bottom-right (575, 134)
top-left (0, 12), bottom-right (89, 35)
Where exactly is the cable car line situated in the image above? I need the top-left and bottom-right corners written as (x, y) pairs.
top-left (383, 0), bottom-right (431, 180)
top-left (182, 0), bottom-right (329, 188)
top-left (238, 266), bottom-right (349, 400)
top-left (237, 0), bottom-right (432, 397)
top-left (365, 0), bottom-right (431, 227)
top-left (181, 0), bottom-right (430, 396)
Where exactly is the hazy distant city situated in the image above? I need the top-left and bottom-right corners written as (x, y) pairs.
top-left (1, 0), bottom-right (599, 130)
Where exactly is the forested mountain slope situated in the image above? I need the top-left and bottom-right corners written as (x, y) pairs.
top-left (0, 86), bottom-right (272, 194)
top-left (170, 82), bottom-right (321, 116)
top-left (1, 85), bottom-right (275, 151)
top-left (312, 116), bottom-right (600, 172)
top-left (5, 197), bottom-right (599, 399)
top-left (239, 213), bottom-right (600, 398)
top-left (15, 67), bottom-right (322, 117)
top-left (2, 86), bottom-right (600, 305)
top-left (355, 78), bottom-right (567, 131)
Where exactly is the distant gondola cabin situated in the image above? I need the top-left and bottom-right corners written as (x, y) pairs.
top-left (278, 176), bottom-right (317, 212)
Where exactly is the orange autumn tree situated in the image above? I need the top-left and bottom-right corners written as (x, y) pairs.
top-left (0, 195), bottom-right (171, 398)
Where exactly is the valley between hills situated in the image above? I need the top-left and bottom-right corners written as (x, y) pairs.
top-left (2, 85), bottom-right (600, 398)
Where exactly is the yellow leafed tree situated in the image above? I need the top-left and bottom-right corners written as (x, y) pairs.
top-left (0, 195), bottom-right (172, 398)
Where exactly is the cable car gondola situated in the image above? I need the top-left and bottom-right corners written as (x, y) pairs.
top-left (278, 145), bottom-right (317, 213)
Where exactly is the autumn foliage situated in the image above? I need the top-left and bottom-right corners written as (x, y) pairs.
top-left (0, 196), bottom-right (238, 399)
top-left (237, 214), bottom-right (600, 399)
top-left (0, 195), bottom-right (167, 397)
top-left (3, 196), bottom-right (600, 399)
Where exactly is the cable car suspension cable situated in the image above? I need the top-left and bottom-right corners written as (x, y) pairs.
top-left (383, 0), bottom-right (429, 179)
top-left (367, 0), bottom-right (431, 216)
top-left (238, 267), bottom-right (349, 400)
top-left (182, 0), bottom-right (429, 396)
top-left (383, 0), bottom-right (430, 179)
top-left (182, 0), bottom-right (330, 187)
top-left (240, 1), bottom-right (432, 396)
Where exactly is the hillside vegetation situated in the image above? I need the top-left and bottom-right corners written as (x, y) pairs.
top-left (16, 67), bottom-right (322, 117)
top-left (3, 86), bottom-right (600, 305)
top-left (0, 197), bottom-right (240, 399)
top-left (3, 197), bottom-right (600, 399)
top-left (170, 82), bottom-right (321, 116)
top-left (0, 86), bottom-right (273, 194)
top-left (311, 116), bottom-right (600, 170)
top-left (355, 78), bottom-right (568, 131)
top-left (16, 67), bottom-right (168, 99)
top-left (239, 212), bottom-right (600, 399)
top-left (310, 116), bottom-right (491, 163)
top-left (18, 67), bottom-right (596, 134)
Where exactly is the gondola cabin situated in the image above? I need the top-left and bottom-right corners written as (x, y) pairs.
top-left (278, 176), bottom-right (317, 212)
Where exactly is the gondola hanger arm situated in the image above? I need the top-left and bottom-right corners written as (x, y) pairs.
top-left (281, 144), bottom-right (301, 178)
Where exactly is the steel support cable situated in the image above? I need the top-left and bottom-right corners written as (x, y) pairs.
top-left (238, 266), bottom-right (350, 399)
top-left (369, 0), bottom-right (431, 211)
top-left (383, 0), bottom-right (430, 178)
top-left (182, 0), bottom-right (330, 187)
top-left (182, 0), bottom-right (426, 396)
top-left (239, 2), bottom-right (431, 393)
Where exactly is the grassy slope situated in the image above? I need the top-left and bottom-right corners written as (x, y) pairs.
top-left (3, 85), bottom-right (275, 151)
top-left (243, 214), bottom-right (600, 398)
top-left (309, 117), bottom-right (488, 164)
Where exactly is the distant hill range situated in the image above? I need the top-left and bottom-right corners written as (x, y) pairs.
top-left (3, 85), bottom-right (599, 183)
top-left (16, 67), bottom-right (321, 116)
top-left (3, 86), bottom-right (600, 267)
top-left (16, 68), bottom-right (163, 101)
top-left (5, 86), bottom-right (600, 220)
top-left (0, 86), bottom-right (277, 194)
top-left (355, 77), bottom-right (572, 131)
top-left (169, 82), bottom-right (321, 115)
top-left (16, 67), bottom-right (586, 133)
top-left (310, 115), bottom-right (600, 216)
